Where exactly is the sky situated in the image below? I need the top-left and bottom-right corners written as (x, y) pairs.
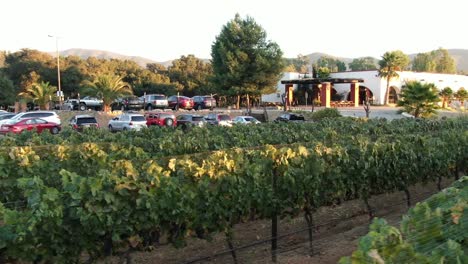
top-left (2, 0), bottom-right (466, 62)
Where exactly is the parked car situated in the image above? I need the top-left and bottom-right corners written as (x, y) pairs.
top-left (232, 115), bottom-right (261, 125)
top-left (143, 94), bottom-right (169, 110)
top-left (0, 113), bottom-right (15, 121)
top-left (204, 113), bottom-right (232, 127)
top-left (168, 95), bottom-right (194, 110)
top-left (69, 115), bottom-right (100, 131)
top-left (63, 99), bottom-right (79, 110)
top-left (108, 113), bottom-right (147, 132)
top-left (111, 96), bottom-right (145, 111)
top-left (145, 112), bottom-right (177, 127)
top-left (1, 111), bottom-right (61, 126)
top-left (192, 95), bottom-right (216, 110)
top-left (0, 118), bottom-right (61, 135)
top-left (176, 114), bottom-right (206, 129)
top-left (274, 113), bottom-right (305, 122)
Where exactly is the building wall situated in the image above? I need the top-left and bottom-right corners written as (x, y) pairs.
top-left (331, 70), bottom-right (384, 103)
top-left (331, 70), bottom-right (468, 105)
top-left (261, 72), bottom-right (301, 104)
top-left (261, 71), bottom-right (468, 105)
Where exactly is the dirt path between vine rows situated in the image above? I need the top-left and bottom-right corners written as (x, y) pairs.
top-left (99, 179), bottom-right (452, 264)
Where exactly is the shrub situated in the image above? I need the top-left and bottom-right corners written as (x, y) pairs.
top-left (307, 108), bottom-right (342, 121)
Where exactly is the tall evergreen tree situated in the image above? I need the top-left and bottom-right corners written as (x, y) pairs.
top-left (411, 48), bottom-right (456, 74)
top-left (411, 53), bottom-right (436, 72)
top-left (211, 14), bottom-right (284, 109)
top-left (433, 48), bottom-right (456, 74)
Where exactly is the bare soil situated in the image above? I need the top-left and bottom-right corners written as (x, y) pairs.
top-left (97, 179), bottom-right (453, 264)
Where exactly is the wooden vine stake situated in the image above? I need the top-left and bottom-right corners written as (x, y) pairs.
top-left (271, 166), bottom-right (278, 263)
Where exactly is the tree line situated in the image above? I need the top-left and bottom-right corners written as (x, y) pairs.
top-left (0, 13), bottom-right (464, 110)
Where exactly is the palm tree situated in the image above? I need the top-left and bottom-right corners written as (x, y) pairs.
top-left (439, 87), bottom-right (453, 108)
top-left (82, 74), bottom-right (132, 112)
top-left (18, 81), bottom-right (56, 110)
top-left (378, 51), bottom-right (410, 105)
top-left (397, 81), bottom-right (439, 118)
top-left (454, 87), bottom-right (467, 101)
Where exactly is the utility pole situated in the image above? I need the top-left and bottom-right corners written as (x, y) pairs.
top-left (49, 35), bottom-right (62, 109)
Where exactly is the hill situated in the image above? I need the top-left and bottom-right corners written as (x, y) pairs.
top-left (55, 48), bottom-right (468, 73)
top-left (57, 48), bottom-right (160, 68)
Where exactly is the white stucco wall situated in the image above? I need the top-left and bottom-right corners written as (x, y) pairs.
top-left (261, 70), bottom-right (468, 105)
top-left (330, 70), bottom-right (468, 105)
top-left (261, 72), bottom-right (301, 104)
top-left (331, 70), bottom-right (384, 103)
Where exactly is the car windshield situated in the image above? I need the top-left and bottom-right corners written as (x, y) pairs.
top-left (131, 116), bottom-right (146, 122)
top-left (152, 95), bottom-right (166, 100)
top-left (192, 116), bottom-right (204, 121)
top-left (244, 117), bottom-right (256, 122)
top-left (77, 117), bottom-right (97, 124)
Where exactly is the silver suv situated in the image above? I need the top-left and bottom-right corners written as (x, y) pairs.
top-left (143, 94), bottom-right (169, 110)
top-left (1, 111), bottom-right (61, 126)
top-left (108, 113), bottom-right (147, 132)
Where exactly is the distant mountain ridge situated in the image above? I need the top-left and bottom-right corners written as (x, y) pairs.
top-left (55, 48), bottom-right (171, 68)
top-left (56, 48), bottom-right (468, 73)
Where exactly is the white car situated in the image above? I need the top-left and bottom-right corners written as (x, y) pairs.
top-left (232, 116), bottom-right (261, 125)
top-left (108, 113), bottom-right (147, 132)
top-left (0, 111), bottom-right (61, 126)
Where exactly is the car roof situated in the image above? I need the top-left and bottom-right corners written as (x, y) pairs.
top-left (74, 115), bottom-right (95, 118)
top-left (123, 113), bottom-right (145, 116)
top-left (181, 114), bottom-right (203, 117)
top-left (146, 111), bottom-right (174, 115)
top-left (14, 111), bottom-right (58, 117)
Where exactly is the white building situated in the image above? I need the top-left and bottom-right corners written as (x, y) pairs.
top-left (331, 70), bottom-right (468, 105)
top-left (262, 70), bottom-right (468, 105)
top-left (261, 72), bottom-right (302, 104)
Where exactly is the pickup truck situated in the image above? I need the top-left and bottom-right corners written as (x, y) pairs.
top-left (77, 96), bottom-right (103, 111)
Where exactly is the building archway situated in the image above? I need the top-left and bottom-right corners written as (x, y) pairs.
top-left (346, 86), bottom-right (374, 104)
top-left (388, 86), bottom-right (399, 104)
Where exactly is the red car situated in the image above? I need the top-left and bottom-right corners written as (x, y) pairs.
top-left (145, 112), bottom-right (177, 127)
top-left (0, 118), bottom-right (61, 134)
top-left (167, 95), bottom-right (194, 110)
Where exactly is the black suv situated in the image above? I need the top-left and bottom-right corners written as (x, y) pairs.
top-left (176, 114), bottom-right (206, 129)
top-left (111, 96), bottom-right (145, 111)
top-left (192, 96), bottom-right (216, 110)
top-left (69, 115), bottom-right (99, 131)
top-left (274, 113), bottom-right (305, 122)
